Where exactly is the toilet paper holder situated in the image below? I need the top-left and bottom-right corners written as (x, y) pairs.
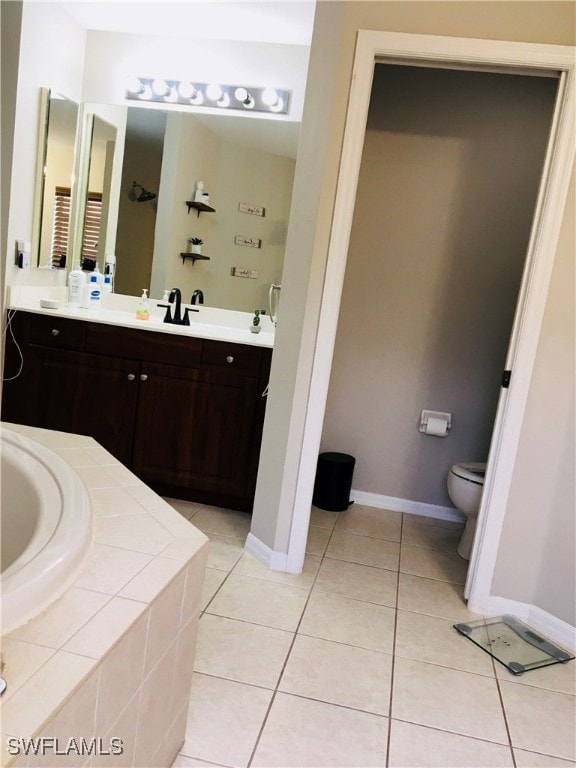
top-left (419, 409), bottom-right (452, 436)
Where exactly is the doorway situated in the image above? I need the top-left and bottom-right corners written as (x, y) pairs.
top-left (287, 32), bottom-right (575, 620)
top-left (321, 63), bottom-right (558, 523)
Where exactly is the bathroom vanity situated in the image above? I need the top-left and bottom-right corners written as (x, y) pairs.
top-left (2, 301), bottom-right (272, 511)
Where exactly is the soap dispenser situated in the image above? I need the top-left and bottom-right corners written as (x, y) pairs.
top-left (136, 289), bottom-right (150, 321)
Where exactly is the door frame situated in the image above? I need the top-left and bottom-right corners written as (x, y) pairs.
top-left (286, 31), bottom-right (575, 614)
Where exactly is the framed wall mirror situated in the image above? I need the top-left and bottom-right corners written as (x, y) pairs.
top-left (33, 88), bottom-right (79, 268)
top-left (84, 104), bottom-right (299, 312)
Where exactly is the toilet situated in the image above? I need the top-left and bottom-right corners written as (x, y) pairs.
top-left (447, 461), bottom-right (487, 560)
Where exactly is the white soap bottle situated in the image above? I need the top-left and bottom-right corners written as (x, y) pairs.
top-left (102, 275), bottom-right (113, 294)
top-left (84, 274), bottom-right (102, 309)
top-left (67, 267), bottom-right (86, 307)
top-left (93, 265), bottom-right (104, 285)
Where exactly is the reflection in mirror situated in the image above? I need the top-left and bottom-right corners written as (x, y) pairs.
top-left (34, 90), bottom-right (79, 268)
top-left (79, 116), bottom-right (117, 272)
top-left (110, 106), bottom-right (298, 312)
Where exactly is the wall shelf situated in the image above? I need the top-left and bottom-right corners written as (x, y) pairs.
top-left (186, 201), bottom-right (216, 217)
top-left (181, 252), bottom-right (210, 265)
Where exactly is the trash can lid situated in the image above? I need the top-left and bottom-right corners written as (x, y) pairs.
top-left (318, 452), bottom-right (355, 464)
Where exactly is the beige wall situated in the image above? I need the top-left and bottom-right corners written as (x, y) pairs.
top-left (321, 65), bottom-right (557, 507)
top-left (492, 165), bottom-right (575, 626)
top-left (253, 0), bottom-right (575, 629)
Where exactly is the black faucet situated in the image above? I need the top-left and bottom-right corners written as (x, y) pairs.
top-left (158, 288), bottom-right (199, 325)
top-left (191, 289), bottom-right (204, 305)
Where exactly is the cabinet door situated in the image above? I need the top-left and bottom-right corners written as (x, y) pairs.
top-left (131, 361), bottom-right (202, 488)
top-left (72, 352), bottom-right (140, 466)
top-left (131, 362), bottom-right (258, 501)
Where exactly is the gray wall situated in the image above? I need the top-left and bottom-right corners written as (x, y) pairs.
top-left (321, 65), bottom-right (557, 507)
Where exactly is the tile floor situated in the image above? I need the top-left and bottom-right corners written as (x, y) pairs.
top-left (165, 501), bottom-right (576, 768)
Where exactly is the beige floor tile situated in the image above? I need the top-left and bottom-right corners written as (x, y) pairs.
top-left (200, 568), bottom-right (228, 610)
top-left (182, 674), bottom-right (273, 767)
top-left (395, 609), bottom-right (495, 676)
top-left (499, 680), bottom-right (576, 761)
top-left (206, 573), bottom-right (308, 631)
top-left (310, 505), bottom-right (340, 530)
top-left (204, 534), bottom-right (245, 571)
top-left (400, 543), bottom-right (468, 584)
top-left (326, 531), bottom-right (400, 571)
top-left (495, 658), bottom-right (576, 696)
top-left (514, 748), bottom-right (576, 767)
top-left (335, 504), bottom-right (402, 542)
top-left (401, 520), bottom-right (463, 552)
top-left (172, 756), bottom-right (227, 767)
top-left (233, 552), bottom-right (321, 590)
top-left (279, 634), bottom-right (392, 715)
top-left (392, 657), bottom-right (508, 744)
top-left (194, 614), bottom-right (293, 688)
top-left (313, 558), bottom-right (398, 606)
top-left (189, 506), bottom-right (251, 540)
top-left (389, 720), bottom-right (514, 767)
top-left (306, 525), bottom-right (332, 556)
top-left (164, 497), bottom-right (204, 520)
top-left (300, 591), bottom-right (395, 653)
top-left (252, 692), bottom-right (389, 767)
top-left (397, 572), bottom-right (481, 621)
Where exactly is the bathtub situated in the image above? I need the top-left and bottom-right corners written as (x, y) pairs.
top-left (1, 427), bottom-right (92, 634)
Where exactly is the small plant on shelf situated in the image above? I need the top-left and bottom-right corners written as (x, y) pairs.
top-left (188, 236), bottom-right (203, 254)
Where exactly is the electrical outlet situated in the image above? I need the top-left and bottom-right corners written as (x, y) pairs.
top-left (15, 239), bottom-right (31, 269)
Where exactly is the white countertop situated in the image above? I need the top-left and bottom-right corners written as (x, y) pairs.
top-left (6, 286), bottom-right (275, 348)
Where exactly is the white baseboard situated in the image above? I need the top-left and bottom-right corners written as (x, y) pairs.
top-left (350, 489), bottom-right (465, 524)
top-left (244, 532), bottom-right (289, 571)
top-left (468, 594), bottom-right (576, 653)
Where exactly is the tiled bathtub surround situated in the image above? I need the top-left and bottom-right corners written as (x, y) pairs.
top-left (0, 423), bottom-right (208, 768)
top-left (170, 501), bottom-right (576, 768)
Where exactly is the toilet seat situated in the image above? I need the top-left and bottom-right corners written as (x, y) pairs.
top-left (450, 462), bottom-right (486, 485)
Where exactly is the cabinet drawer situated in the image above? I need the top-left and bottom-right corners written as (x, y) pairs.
top-left (201, 339), bottom-right (263, 376)
top-left (86, 323), bottom-right (202, 367)
top-left (28, 313), bottom-right (86, 351)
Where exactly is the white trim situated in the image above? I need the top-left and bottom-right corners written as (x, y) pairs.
top-left (469, 595), bottom-right (576, 653)
top-left (244, 532), bottom-right (289, 572)
top-left (350, 489), bottom-right (464, 524)
top-left (286, 29), bottom-right (575, 632)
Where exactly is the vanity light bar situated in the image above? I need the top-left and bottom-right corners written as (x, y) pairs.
top-left (125, 78), bottom-right (290, 115)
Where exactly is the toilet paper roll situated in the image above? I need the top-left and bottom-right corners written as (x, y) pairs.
top-left (425, 415), bottom-right (449, 437)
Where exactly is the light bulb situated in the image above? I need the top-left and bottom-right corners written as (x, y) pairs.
top-left (126, 76), bottom-right (144, 95)
top-left (178, 81), bottom-right (196, 99)
top-left (235, 87), bottom-right (249, 102)
top-left (152, 79), bottom-right (170, 97)
top-left (216, 93), bottom-right (230, 108)
top-left (261, 87), bottom-right (279, 106)
top-left (206, 83), bottom-right (223, 101)
top-left (139, 84), bottom-right (152, 101)
top-left (270, 96), bottom-right (284, 113)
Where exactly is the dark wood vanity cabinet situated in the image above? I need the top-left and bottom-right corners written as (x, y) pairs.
top-left (2, 311), bottom-right (271, 511)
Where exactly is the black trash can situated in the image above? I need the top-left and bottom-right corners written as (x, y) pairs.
top-left (312, 452), bottom-right (356, 512)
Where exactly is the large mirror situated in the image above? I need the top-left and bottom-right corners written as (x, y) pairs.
top-left (86, 105), bottom-right (299, 312)
top-left (33, 89), bottom-right (79, 268)
top-left (76, 114), bottom-right (118, 271)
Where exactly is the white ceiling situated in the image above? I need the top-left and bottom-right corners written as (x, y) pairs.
top-left (59, 1), bottom-right (315, 45)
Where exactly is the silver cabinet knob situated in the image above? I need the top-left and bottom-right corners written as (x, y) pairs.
top-left (127, 373), bottom-right (136, 381)
top-left (140, 374), bottom-right (148, 381)
top-left (51, 329), bottom-right (60, 336)
top-left (226, 355), bottom-right (234, 363)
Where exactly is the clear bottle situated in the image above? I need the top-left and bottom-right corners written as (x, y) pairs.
top-left (102, 275), bottom-right (113, 294)
top-left (84, 274), bottom-right (102, 309)
top-left (93, 265), bottom-right (104, 285)
top-left (136, 289), bottom-right (150, 321)
top-left (67, 267), bottom-right (86, 307)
